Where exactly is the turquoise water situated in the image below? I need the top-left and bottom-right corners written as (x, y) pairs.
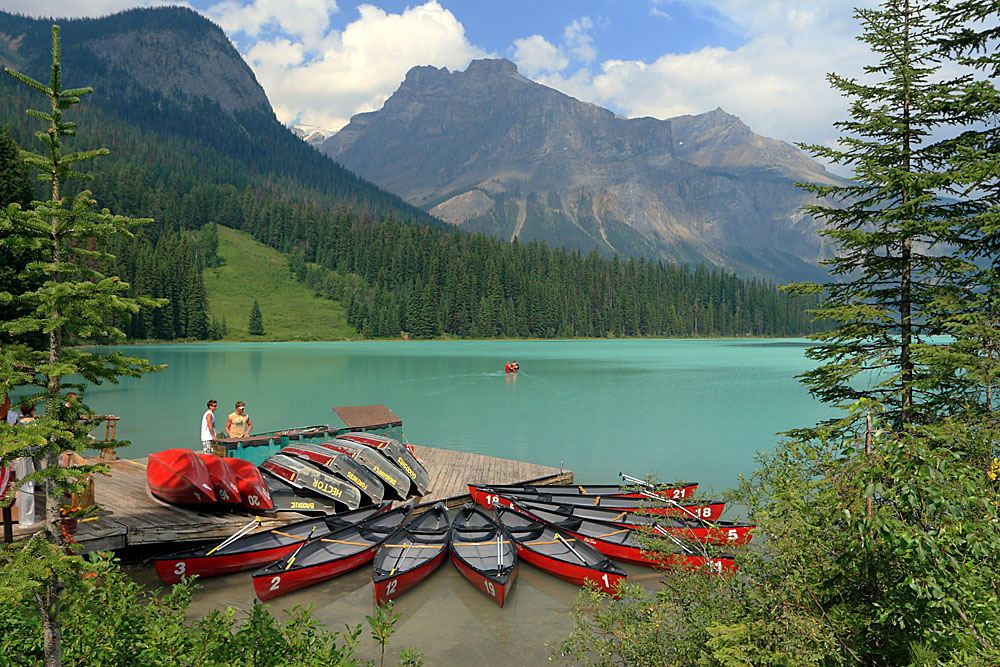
top-left (82, 339), bottom-right (830, 491)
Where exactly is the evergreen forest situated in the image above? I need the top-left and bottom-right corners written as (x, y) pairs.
top-left (0, 7), bottom-right (820, 343)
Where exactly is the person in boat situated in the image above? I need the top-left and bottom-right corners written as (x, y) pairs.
top-left (511, 361), bottom-right (519, 372)
top-left (201, 399), bottom-right (218, 454)
top-left (505, 362), bottom-right (512, 373)
top-left (225, 401), bottom-right (253, 439)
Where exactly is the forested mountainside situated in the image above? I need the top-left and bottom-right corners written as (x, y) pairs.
top-left (0, 7), bottom-right (821, 340)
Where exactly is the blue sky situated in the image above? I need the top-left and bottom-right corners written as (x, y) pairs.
top-left (2, 1), bottom-right (876, 151)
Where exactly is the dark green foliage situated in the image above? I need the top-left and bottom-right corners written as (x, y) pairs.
top-left (0, 548), bottom-right (369, 666)
top-left (0, 125), bottom-right (41, 348)
top-left (248, 299), bottom-right (264, 336)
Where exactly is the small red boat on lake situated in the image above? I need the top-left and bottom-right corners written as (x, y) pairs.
top-left (147, 449), bottom-right (216, 505)
top-left (449, 504), bottom-right (518, 607)
top-left (495, 505), bottom-right (625, 595)
top-left (372, 503), bottom-right (450, 603)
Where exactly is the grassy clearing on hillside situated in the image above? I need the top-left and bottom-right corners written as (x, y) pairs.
top-left (203, 225), bottom-right (357, 341)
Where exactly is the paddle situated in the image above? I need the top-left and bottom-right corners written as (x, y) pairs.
top-left (640, 490), bottom-right (704, 522)
top-left (653, 523), bottom-right (695, 555)
top-left (556, 532), bottom-right (587, 563)
top-left (619, 472), bottom-right (658, 490)
top-left (389, 542), bottom-right (412, 575)
top-left (284, 526), bottom-right (317, 570)
top-left (206, 517), bottom-right (261, 556)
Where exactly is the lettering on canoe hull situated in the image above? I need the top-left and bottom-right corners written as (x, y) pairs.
top-left (290, 501), bottom-right (316, 510)
top-left (346, 472), bottom-right (368, 491)
top-left (312, 478), bottom-right (343, 497)
top-left (396, 457), bottom-right (416, 480)
top-left (372, 466), bottom-right (398, 487)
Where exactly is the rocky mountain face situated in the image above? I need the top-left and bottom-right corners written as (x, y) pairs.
top-left (319, 58), bottom-right (842, 282)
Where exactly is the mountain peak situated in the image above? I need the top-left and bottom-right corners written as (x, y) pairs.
top-left (463, 58), bottom-right (520, 78)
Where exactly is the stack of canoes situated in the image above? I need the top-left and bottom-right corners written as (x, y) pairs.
top-left (146, 432), bottom-right (431, 515)
top-left (148, 477), bottom-right (746, 604)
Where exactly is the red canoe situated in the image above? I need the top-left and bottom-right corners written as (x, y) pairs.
top-left (153, 503), bottom-right (391, 585)
top-left (514, 502), bottom-right (737, 573)
top-left (512, 499), bottom-right (754, 546)
top-left (469, 481), bottom-right (699, 502)
top-left (495, 505), bottom-right (626, 595)
top-left (223, 457), bottom-right (274, 511)
top-left (196, 453), bottom-right (241, 506)
top-left (469, 484), bottom-right (726, 521)
top-left (252, 504), bottom-right (413, 601)
top-left (372, 503), bottom-right (450, 603)
top-left (449, 504), bottom-right (518, 607)
top-left (147, 449), bottom-right (217, 505)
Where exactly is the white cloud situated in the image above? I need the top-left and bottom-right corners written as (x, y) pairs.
top-left (564, 17), bottom-right (596, 63)
top-left (207, 0), bottom-right (335, 51)
top-left (512, 35), bottom-right (568, 78)
top-left (531, 0), bottom-right (877, 155)
top-left (234, 1), bottom-right (485, 130)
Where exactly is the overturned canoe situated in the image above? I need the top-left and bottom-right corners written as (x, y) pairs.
top-left (197, 453), bottom-right (241, 506)
top-left (337, 432), bottom-right (432, 496)
top-left (147, 449), bottom-right (216, 505)
top-left (260, 454), bottom-right (362, 510)
top-left (319, 439), bottom-right (412, 500)
top-left (281, 442), bottom-right (385, 504)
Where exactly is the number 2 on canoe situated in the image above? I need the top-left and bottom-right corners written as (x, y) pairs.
top-left (270, 576), bottom-right (281, 592)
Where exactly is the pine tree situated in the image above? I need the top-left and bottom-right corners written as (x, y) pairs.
top-left (0, 26), bottom-right (164, 667)
top-left (248, 298), bottom-right (264, 335)
top-left (788, 0), bottom-right (990, 430)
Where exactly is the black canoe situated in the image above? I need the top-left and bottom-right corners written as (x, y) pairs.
top-left (253, 503), bottom-right (414, 601)
top-left (281, 442), bottom-right (385, 504)
top-left (337, 432), bottom-right (432, 496)
top-left (153, 502), bottom-right (391, 584)
top-left (494, 504), bottom-right (625, 595)
top-left (373, 502), bottom-right (450, 602)
top-left (260, 453), bottom-right (363, 510)
top-left (319, 439), bottom-right (412, 500)
top-left (449, 504), bottom-right (518, 607)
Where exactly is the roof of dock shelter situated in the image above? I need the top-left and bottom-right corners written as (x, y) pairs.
top-left (332, 404), bottom-right (402, 430)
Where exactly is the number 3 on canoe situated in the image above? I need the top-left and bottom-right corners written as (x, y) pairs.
top-left (174, 562), bottom-right (186, 576)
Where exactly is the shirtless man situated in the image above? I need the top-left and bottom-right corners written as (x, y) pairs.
top-left (225, 401), bottom-right (253, 438)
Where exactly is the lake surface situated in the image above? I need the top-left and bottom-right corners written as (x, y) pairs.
top-left (83, 339), bottom-right (830, 491)
top-left (85, 339), bottom-right (831, 666)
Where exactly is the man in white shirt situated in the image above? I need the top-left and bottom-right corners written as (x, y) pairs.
top-left (201, 399), bottom-right (218, 454)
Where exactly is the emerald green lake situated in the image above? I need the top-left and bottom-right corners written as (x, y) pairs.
top-left (86, 339), bottom-right (829, 491)
top-left (90, 339), bottom-right (829, 665)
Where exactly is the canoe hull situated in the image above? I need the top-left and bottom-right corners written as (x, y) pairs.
top-left (513, 542), bottom-right (624, 595)
top-left (450, 551), bottom-right (517, 607)
top-left (223, 457), bottom-right (273, 511)
top-left (255, 545), bottom-right (378, 602)
top-left (373, 548), bottom-right (448, 603)
top-left (197, 453), bottom-right (242, 505)
top-left (147, 449), bottom-right (216, 505)
top-left (155, 542), bottom-right (298, 585)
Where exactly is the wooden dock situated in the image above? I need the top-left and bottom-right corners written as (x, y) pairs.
top-left (10, 445), bottom-right (572, 551)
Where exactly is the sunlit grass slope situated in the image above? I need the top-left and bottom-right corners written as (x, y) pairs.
top-left (203, 225), bottom-right (357, 341)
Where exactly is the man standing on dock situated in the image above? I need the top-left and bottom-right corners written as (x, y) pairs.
top-left (226, 401), bottom-right (252, 439)
top-left (201, 400), bottom-right (218, 453)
